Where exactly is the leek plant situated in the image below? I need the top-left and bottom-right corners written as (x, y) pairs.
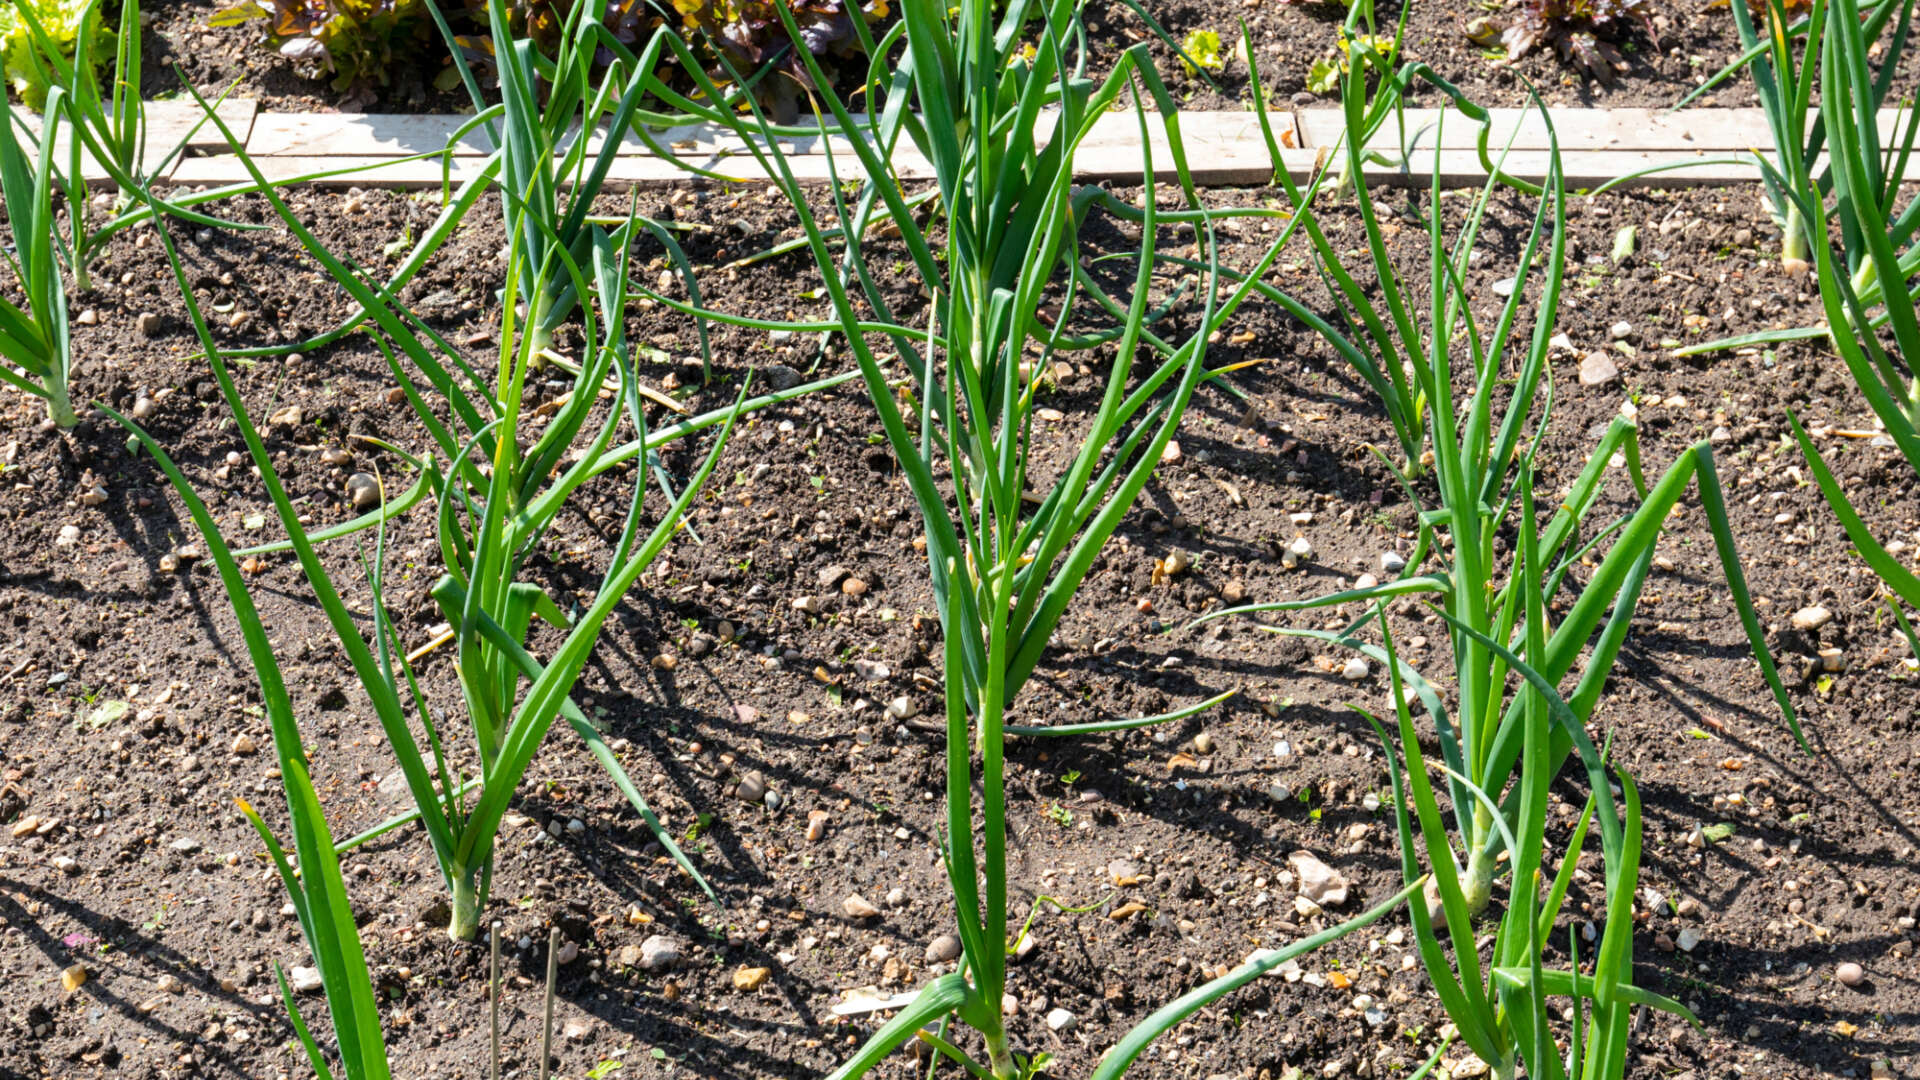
top-left (1759, 0), bottom-right (1920, 655)
top-left (1194, 84), bottom-right (1801, 1077)
top-left (174, 84), bottom-right (753, 941)
top-left (625, 0), bottom-right (1413, 1075)
top-left (1679, 0), bottom-right (1915, 273)
top-left (0, 83), bottom-right (75, 428)
top-left (1675, 0), bottom-right (1920, 382)
top-left (1670, 0), bottom-right (1920, 651)
top-left (1236, 9), bottom-right (1573, 474)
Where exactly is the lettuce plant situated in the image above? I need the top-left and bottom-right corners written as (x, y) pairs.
top-left (211, 0), bottom-right (435, 91)
top-left (0, 0), bottom-right (93, 109)
top-left (1496, 0), bottom-right (1651, 83)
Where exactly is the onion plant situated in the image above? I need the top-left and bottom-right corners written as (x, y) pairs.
top-left (1235, 5), bottom-right (1573, 475)
top-left (1757, 0), bottom-right (1920, 656)
top-left (1666, 0), bottom-right (1920, 651)
top-left (620, 0), bottom-right (1420, 1075)
top-left (1194, 79), bottom-right (1800, 1076)
top-left (1679, 0), bottom-right (1915, 273)
top-left (0, 83), bottom-right (75, 428)
top-left (174, 82), bottom-right (756, 941)
top-left (413, 0), bottom-right (739, 367)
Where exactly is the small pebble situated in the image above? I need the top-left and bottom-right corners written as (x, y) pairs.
top-left (1836, 962), bottom-right (1865, 987)
top-left (1282, 536), bottom-right (1314, 569)
top-left (289, 966), bottom-right (323, 994)
top-left (735, 771), bottom-right (767, 803)
top-left (733, 966), bottom-right (771, 991)
top-left (346, 473), bottom-right (381, 513)
top-left (1579, 351), bottom-right (1620, 386)
top-left (1790, 606), bottom-right (1832, 631)
top-left (639, 935), bottom-right (682, 971)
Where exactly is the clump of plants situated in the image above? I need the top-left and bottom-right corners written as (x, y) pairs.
top-left (1687, 0), bottom-right (1920, 661)
top-left (211, 0), bottom-right (441, 92)
top-left (0, 0), bottom-right (97, 108)
top-left (630, 0), bottom-right (1433, 1072)
top-left (1471, 0), bottom-right (1653, 82)
top-left (0, 78), bottom-right (75, 428)
top-left (1205, 15), bottom-right (1803, 1078)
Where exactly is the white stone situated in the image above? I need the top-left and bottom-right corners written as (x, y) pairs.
top-left (639, 935), bottom-right (683, 971)
top-left (1790, 606), bottom-right (1832, 631)
top-left (1289, 850), bottom-right (1350, 907)
top-left (289, 966), bottom-right (323, 994)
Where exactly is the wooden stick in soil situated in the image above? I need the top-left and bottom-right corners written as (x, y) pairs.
top-left (490, 921), bottom-right (502, 1080)
top-left (539, 926), bottom-right (559, 1080)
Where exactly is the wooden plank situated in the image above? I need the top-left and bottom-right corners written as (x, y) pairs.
top-left (242, 112), bottom-right (858, 159)
top-left (173, 151), bottom-right (940, 188)
top-left (169, 147), bottom-right (1764, 190)
top-left (177, 109), bottom-right (1774, 190)
top-left (11, 98), bottom-right (256, 183)
top-left (1297, 106), bottom-right (1907, 153)
top-left (238, 106), bottom-right (1295, 162)
top-left (145, 99), bottom-right (260, 152)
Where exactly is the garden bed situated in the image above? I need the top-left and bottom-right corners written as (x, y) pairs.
top-left (145, 0), bottom-right (1780, 117)
top-left (1, 178), bottom-right (1914, 1080)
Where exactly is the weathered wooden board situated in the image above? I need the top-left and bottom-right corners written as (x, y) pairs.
top-left (242, 112), bottom-right (496, 158)
top-left (170, 155), bottom-right (497, 187)
top-left (164, 107), bottom-right (1799, 189)
top-left (174, 108), bottom-right (1298, 187)
top-left (169, 145), bottom-right (1769, 190)
top-left (234, 107), bottom-right (1296, 165)
top-left (1295, 106), bottom-right (1907, 153)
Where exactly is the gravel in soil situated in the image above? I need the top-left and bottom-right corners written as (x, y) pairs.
top-left (0, 179), bottom-right (1915, 1080)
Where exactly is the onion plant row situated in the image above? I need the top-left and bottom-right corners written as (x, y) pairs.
top-left (1190, 14), bottom-right (1803, 1079)
top-left (1, 0), bottom-right (250, 425)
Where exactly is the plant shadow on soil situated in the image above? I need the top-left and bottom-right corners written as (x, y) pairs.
top-left (0, 181), bottom-right (1915, 1080)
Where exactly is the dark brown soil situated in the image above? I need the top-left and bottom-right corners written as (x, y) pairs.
top-left (0, 177), bottom-right (1915, 1080)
